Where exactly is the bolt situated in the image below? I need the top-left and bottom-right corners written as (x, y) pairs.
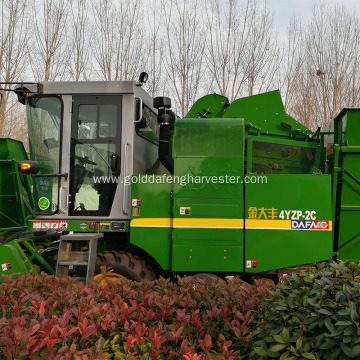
top-left (224, 256), bottom-right (227, 259)
top-left (189, 256), bottom-right (192, 259)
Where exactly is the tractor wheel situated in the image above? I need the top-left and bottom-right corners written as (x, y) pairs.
top-left (95, 251), bottom-right (156, 282)
top-left (192, 272), bottom-right (226, 284)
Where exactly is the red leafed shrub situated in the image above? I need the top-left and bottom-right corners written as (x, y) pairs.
top-left (0, 272), bottom-right (274, 359)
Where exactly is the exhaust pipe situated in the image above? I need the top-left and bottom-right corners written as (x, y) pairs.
top-left (154, 97), bottom-right (174, 174)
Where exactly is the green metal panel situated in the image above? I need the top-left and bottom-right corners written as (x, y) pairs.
top-left (0, 139), bottom-right (35, 230)
top-left (174, 118), bottom-right (244, 158)
top-left (0, 161), bottom-right (22, 228)
top-left (171, 199), bottom-right (243, 272)
top-left (185, 94), bottom-right (229, 119)
top-left (343, 110), bottom-right (360, 146)
top-left (337, 156), bottom-right (360, 260)
top-left (246, 136), bottom-right (321, 175)
top-left (172, 118), bottom-right (245, 272)
top-left (130, 178), bottom-right (172, 270)
top-left (0, 138), bottom-right (28, 161)
top-left (0, 242), bottom-right (30, 274)
top-left (0, 238), bottom-right (54, 277)
top-left (222, 90), bottom-right (312, 137)
top-left (337, 212), bottom-right (360, 261)
top-left (245, 174), bottom-right (333, 272)
top-left (173, 118), bottom-right (244, 198)
top-left (173, 244), bottom-right (243, 272)
top-left (331, 109), bottom-right (360, 261)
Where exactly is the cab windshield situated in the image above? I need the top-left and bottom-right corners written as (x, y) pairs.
top-left (26, 96), bottom-right (62, 213)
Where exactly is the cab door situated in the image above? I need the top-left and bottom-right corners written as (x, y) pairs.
top-left (69, 96), bottom-right (122, 216)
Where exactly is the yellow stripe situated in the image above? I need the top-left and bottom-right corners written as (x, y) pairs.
top-left (173, 218), bottom-right (243, 228)
top-left (245, 219), bottom-right (291, 229)
top-left (130, 218), bottom-right (171, 227)
top-left (130, 218), bottom-right (243, 228)
top-left (131, 218), bottom-right (332, 230)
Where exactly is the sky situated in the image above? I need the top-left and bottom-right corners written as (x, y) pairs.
top-left (271, 0), bottom-right (359, 34)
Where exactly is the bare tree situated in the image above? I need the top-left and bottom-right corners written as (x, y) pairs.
top-left (91, 0), bottom-right (118, 80)
top-left (205, 0), bottom-right (244, 100)
top-left (279, 16), bottom-right (304, 109)
top-left (204, 0), bottom-right (279, 102)
top-left (0, 0), bottom-right (28, 138)
top-left (243, 0), bottom-right (279, 96)
top-left (278, 16), bottom-right (317, 129)
top-left (144, 0), bottom-right (166, 97)
top-left (29, 0), bottom-right (70, 81)
top-left (91, 0), bottom-right (147, 81)
top-left (163, 0), bottom-right (206, 117)
top-left (305, 3), bottom-right (360, 126)
top-left (4, 101), bottom-right (28, 146)
top-left (68, 0), bottom-right (90, 81)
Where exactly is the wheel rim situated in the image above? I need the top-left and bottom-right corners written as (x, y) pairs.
top-left (94, 272), bottom-right (124, 286)
top-left (192, 272), bottom-right (226, 284)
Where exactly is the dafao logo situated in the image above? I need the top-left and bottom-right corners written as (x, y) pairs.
top-left (291, 220), bottom-right (330, 230)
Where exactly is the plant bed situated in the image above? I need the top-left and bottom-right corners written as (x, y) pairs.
top-left (0, 271), bottom-right (274, 359)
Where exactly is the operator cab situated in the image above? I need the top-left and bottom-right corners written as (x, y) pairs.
top-left (23, 81), bottom-right (159, 223)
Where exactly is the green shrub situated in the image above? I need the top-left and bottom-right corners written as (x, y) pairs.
top-left (249, 262), bottom-right (360, 360)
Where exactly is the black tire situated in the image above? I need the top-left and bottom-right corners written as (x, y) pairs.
top-left (95, 251), bottom-right (156, 281)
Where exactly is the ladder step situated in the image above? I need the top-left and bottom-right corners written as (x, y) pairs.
top-left (58, 261), bottom-right (89, 266)
top-left (56, 232), bottom-right (102, 284)
top-left (58, 251), bottom-right (89, 262)
top-left (60, 233), bottom-right (104, 241)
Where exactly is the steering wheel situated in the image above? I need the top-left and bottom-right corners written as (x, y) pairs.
top-left (74, 155), bottom-right (97, 165)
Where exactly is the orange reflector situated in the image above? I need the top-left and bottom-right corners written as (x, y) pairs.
top-left (20, 163), bottom-right (31, 171)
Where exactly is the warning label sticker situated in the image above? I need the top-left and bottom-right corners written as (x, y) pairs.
top-left (246, 260), bottom-right (257, 269)
top-left (100, 222), bottom-right (110, 230)
top-left (32, 221), bottom-right (42, 231)
top-left (132, 198), bottom-right (142, 206)
top-left (41, 222), bottom-right (51, 231)
top-left (32, 221), bottom-right (68, 232)
top-left (51, 222), bottom-right (59, 231)
top-left (59, 221), bottom-right (68, 231)
top-left (180, 207), bottom-right (191, 215)
top-left (1, 262), bottom-right (12, 271)
top-left (89, 222), bottom-right (98, 230)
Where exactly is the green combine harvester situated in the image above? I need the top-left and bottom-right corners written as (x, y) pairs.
top-left (0, 77), bottom-right (358, 283)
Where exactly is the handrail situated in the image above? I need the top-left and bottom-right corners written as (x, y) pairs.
top-left (59, 186), bottom-right (68, 214)
top-left (134, 97), bottom-right (143, 123)
top-left (122, 142), bottom-right (129, 215)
